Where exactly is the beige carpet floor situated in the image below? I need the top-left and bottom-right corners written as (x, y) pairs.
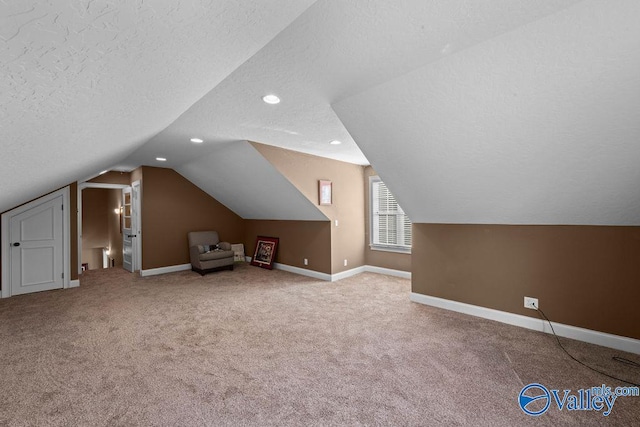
top-left (0, 263), bottom-right (638, 426)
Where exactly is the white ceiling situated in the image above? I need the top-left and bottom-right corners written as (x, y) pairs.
top-left (177, 141), bottom-right (327, 221)
top-left (0, 0), bottom-right (314, 213)
top-left (3, 0), bottom-right (638, 225)
top-left (122, 0), bottom-right (580, 170)
top-left (334, 0), bottom-right (640, 225)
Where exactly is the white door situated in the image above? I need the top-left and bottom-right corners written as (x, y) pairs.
top-left (10, 196), bottom-right (64, 296)
top-left (131, 180), bottom-right (141, 272)
top-left (122, 187), bottom-right (134, 272)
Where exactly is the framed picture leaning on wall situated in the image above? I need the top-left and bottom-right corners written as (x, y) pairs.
top-left (251, 236), bottom-right (279, 270)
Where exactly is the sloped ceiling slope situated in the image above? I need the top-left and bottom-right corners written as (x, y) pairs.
top-left (176, 141), bottom-right (327, 221)
top-left (0, 0), bottom-right (315, 213)
top-left (122, 0), bottom-right (579, 169)
top-left (334, 0), bottom-right (640, 225)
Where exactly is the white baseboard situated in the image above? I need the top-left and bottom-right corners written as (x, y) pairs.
top-left (330, 265), bottom-right (411, 281)
top-left (410, 293), bottom-right (640, 355)
top-left (245, 256), bottom-right (332, 281)
top-left (331, 266), bottom-right (366, 282)
top-left (69, 279), bottom-right (80, 288)
top-left (244, 257), bottom-right (410, 282)
top-left (273, 262), bottom-right (332, 281)
top-left (364, 265), bottom-right (411, 279)
top-left (140, 263), bottom-right (191, 277)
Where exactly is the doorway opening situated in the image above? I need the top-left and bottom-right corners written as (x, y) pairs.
top-left (78, 181), bottom-right (141, 276)
top-left (81, 187), bottom-right (122, 271)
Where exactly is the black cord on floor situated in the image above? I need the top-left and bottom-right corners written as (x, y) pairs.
top-left (533, 304), bottom-right (640, 387)
top-left (612, 356), bottom-right (640, 369)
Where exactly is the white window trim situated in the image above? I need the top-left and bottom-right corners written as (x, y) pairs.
top-left (369, 175), bottom-right (412, 254)
top-left (369, 244), bottom-right (411, 254)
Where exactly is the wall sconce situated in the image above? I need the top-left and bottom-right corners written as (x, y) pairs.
top-left (114, 206), bottom-right (123, 214)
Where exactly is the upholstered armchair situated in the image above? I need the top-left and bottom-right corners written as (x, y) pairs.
top-left (188, 231), bottom-right (235, 275)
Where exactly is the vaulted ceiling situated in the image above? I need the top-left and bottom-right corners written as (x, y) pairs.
top-left (0, 0), bottom-right (315, 212)
top-left (2, 1), bottom-right (639, 225)
top-left (334, 0), bottom-right (640, 225)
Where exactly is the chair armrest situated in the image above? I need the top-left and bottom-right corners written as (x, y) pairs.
top-left (218, 242), bottom-right (232, 251)
top-left (189, 246), bottom-right (202, 266)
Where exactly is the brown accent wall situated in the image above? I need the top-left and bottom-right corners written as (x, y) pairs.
top-left (83, 249), bottom-right (102, 271)
top-left (140, 166), bottom-right (244, 270)
top-left (412, 223), bottom-right (640, 340)
top-left (251, 143), bottom-right (365, 274)
top-left (363, 166), bottom-right (411, 272)
top-left (130, 167), bottom-right (143, 184)
top-left (81, 188), bottom-right (110, 270)
top-left (244, 220), bottom-right (332, 274)
top-left (88, 171), bottom-right (131, 185)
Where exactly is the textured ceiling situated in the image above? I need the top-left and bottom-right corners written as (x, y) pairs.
top-left (123, 0), bottom-right (580, 170)
top-left (334, 0), bottom-right (640, 225)
top-left (4, 0), bottom-right (637, 226)
top-left (0, 0), bottom-right (315, 213)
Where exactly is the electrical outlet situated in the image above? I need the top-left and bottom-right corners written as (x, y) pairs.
top-left (303, 258), bottom-right (308, 266)
top-left (344, 259), bottom-right (348, 266)
top-left (524, 297), bottom-right (538, 310)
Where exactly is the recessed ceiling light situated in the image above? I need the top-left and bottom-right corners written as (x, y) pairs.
top-left (330, 140), bottom-right (342, 145)
top-left (156, 157), bottom-right (167, 162)
top-left (190, 138), bottom-right (203, 143)
top-left (262, 94), bottom-right (280, 104)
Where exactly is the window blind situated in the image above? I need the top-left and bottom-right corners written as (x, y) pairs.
top-left (371, 178), bottom-right (411, 249)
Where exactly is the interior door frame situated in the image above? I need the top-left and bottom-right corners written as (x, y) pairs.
top-left (1, 186), bottom-right (71, 298)
top-left (121, 186), bottom-right (134, 272)
top-left (131, 180), bottom-right (142, 272)
top-left (77, 182), bottom-right (129, 276)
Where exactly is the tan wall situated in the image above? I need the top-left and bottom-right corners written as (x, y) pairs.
top-left (81, 188), bottom-right (110, 270)
top-left (88, 171), bottom-right (131, 185)
top-left (107, 189), bottom-right (123, 267)
top-left (140, 166), bottom-right (245, 270)
top-left (244, 220), bottom-right (332, 274)
top-left (83, 248), bottom-right (103, 271)
top-left (131, 167), bottom-right (143, 184)
top-left (251, 143), bottom-right (365, 274)
top-left (363, 166), bottom-right (411, 272)
top-left (412, 223), bottom-right (640, 340)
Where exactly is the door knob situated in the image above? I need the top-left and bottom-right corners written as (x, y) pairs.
top-left (12, 242), bottom-right (20, 247)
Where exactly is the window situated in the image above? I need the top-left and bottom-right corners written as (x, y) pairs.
top-left (370, 176), bottom-right (411, 252)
